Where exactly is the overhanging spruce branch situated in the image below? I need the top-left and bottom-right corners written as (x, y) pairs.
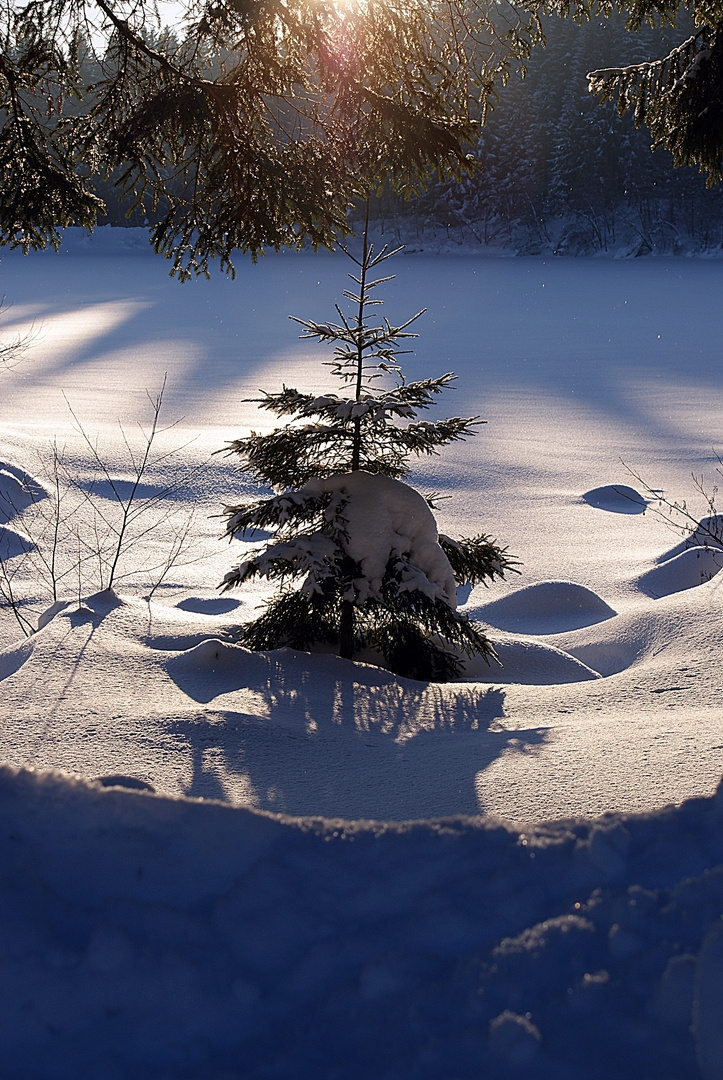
top-left (581, 6), bottom-right (723, 182)
top-left (587, 30), bottom-right (710, 91)
top-left (2, 0), bottom-right (545, 269)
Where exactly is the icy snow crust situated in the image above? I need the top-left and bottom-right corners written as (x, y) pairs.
top-left (3, 230), bottom-right (723, 1078)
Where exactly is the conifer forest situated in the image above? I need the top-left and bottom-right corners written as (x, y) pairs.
top-left (373, 13), bottom-right (723, 256)
top-left (80, 11), bottom-right (723, 256)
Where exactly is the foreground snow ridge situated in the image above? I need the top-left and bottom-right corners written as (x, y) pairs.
top-left (3, 764), bottom-right (723, 1080)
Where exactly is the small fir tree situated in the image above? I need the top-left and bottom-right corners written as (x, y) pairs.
top-left (220, 218), bottom-right (516, 681)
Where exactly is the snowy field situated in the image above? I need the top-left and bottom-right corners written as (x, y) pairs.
top-left (2, 229), bottom-right (723, 1078)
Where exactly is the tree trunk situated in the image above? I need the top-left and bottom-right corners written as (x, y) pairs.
top-left (338, 194), bottom-right (370, 662)
top-left (339, 599), bottom-right (355, 660)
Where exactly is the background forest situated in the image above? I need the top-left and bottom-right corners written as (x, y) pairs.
top-left (52, 12), bottom-right (723, 257)
top-left (372, 13), bottom-right (723, 254)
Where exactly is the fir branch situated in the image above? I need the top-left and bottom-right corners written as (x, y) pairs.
top-left (247, 386), bottom-right (322, 417)
top-left (239, 589), bottom-right (341, 652)
top-left (370, 621), bottom-right (464, 681)
top-left (439, 534), bottom-right (520, 586)
top-left (221, 531), bottom-right (340, 591)
top-left (388, 374), bottom-right (459, 401)
top-left (222, 492), bottom-right (327, 538)
top-left (224, 425), bottom-right (354, 487)
top-left (362, 587), bottom-right (498, 680)
top-left (380, 416), bottom-right (485, 456)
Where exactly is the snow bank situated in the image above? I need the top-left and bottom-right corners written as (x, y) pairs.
top-left (470, 580), bottom-right (617, 635)
top-left (638, 545), bottom-right (723, 597)
top-left (0, 523), bottom-right (33, 560)
top-left (464, 635), bottom-right (602, 684)
top-left (656, 515), bottom-right (723, 561)
top-left (0, 462), bottom-right (44, 558)
top-left (2, 763), bottom-right (723, 1080)
top-left (0, 462), bottom-right (47, 524)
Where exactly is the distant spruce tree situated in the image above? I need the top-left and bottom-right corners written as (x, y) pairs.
top-left (219, 209), bottom-right (516, 681)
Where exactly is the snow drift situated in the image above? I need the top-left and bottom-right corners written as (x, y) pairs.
top-left (2, 763), bottom-right (723, 1080)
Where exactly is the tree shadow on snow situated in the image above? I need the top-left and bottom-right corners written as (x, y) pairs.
top-left (166, 648), bottom-right (549, 819)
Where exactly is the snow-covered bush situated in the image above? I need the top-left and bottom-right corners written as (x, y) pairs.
top-left (220, 236), bottom-right (516, 680)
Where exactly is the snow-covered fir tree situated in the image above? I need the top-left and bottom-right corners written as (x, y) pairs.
top-left (219, 221), bottom-right (516, 681)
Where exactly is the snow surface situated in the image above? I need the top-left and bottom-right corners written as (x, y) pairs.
top-left (2, 228), bottom-right (723, 1077)
top-left (3, 763), bottom-right (723, 1080)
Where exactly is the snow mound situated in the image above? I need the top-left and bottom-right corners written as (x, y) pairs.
top-left (466, 636), bottom-right (602, 684)
top-left (655, 514), bottom-right (723, 562)
top-left (164, 638), bottom-right (252, 702)
top-left (0, 636), bottom-right (33, 681)
top-left (0, 462), bottom-right (46, 523)
top-left (582, 484), bottom-right (648, 514)
top-left (165, 638), bottom-right (411, 706)
top-left (553, 602), bottom-right (680, 677)
top-left (0, 523), bottom-right (34, 559)
top-left (637, 546), bottom-right (723, 598)
top-left (558, 636), bottom-right (641, 678)
top-left (175, 596), bottom-right (242, 615)
top-left (471, 581), bottom-right (617, 634)
top-left (3, 763), bottom-right (723, 1080)
top-left (36, 599), bottom-right (74, 631)
top-left (36, 590), bottom-right (126, 632)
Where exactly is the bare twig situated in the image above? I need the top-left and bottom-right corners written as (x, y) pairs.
top-left (623, 455), bottom-right (723, 550)
top-left (0, 382), bottom-right (208, 634)
top-left (0, 298), bottom-right (35, 373)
